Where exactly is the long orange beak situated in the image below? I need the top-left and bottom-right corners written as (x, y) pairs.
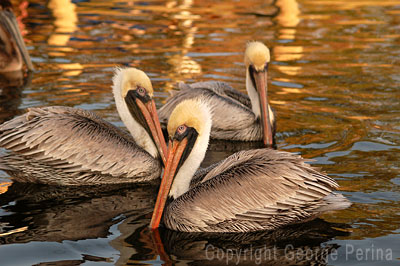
top-left (0, 9), bottom-right (34, 71)
top-left (254, 71), bottom-right (273, 146)
top-left (136, 98), bottom-right (168, 165)
top-left (150, 138), bottom-right (187, 230)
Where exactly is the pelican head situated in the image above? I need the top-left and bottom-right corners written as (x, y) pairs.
top-left (150, 99), bottom-right (212, 229)
top-left (112, 68), bottom-right (167, 164)
top-left (244, 41), bottom-right (273, 146)
top-left (0, 0), bottom-right (34, 72)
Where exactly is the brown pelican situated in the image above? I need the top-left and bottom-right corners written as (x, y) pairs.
top-left (0, 68), bottom-right (168, 185)
top-left (0, 0), bottom-right (34, 72)
top-left (150, 99), bottom-right (350, 232)
top-left (158, 41), bottom-right (275, 147)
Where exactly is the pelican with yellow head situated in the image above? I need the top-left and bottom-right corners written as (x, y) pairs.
top-left (151, 99), bottom-right (350, 232)
top-left (0, 68), bottom-right (168, 185)
top-left (158, 41), bottom-right (275, 147)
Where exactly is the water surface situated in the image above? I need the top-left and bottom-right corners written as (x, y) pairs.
top-left (0, 0), bottom-right (399, 265)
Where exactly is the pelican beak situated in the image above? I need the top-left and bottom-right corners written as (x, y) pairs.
top-left (135, 98), bottom-right (168, 165)
top-left (253, 67), bottom-right (273, 146)
top-left (150, 138), bottom-right (187, 230)
top-left (0, 9), bottom-right (34, 71)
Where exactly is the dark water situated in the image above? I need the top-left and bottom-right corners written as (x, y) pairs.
top-left (1, 0), bottom-right (399, 265)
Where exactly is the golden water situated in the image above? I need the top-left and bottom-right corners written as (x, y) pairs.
top-left (0, 0), bottom-right (399, 265)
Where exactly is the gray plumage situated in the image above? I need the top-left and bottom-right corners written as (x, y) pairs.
top-left (0, 106), bottom-right (161, 185)
top-left (158, 81), bottom-right (275, 141)
top-left (163, 148), bottom-right (350, 232)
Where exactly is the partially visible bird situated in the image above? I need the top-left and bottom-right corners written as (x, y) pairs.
top-left (0, 0), bottom-right (34, 72)
top-left (150, 99), bottom-right (350, 232)
top-left (158, 41), bottom-right (275, 147)
top-left (0, 68), bottom-right (167, 185)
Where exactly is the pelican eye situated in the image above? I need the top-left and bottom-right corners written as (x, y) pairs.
top-left (177, 125), bottom-right (187, 135)
top-left (137, 86), bottom-right (146, 96)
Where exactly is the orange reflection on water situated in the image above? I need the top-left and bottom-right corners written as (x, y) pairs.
top-left (275, 64), bottom-right (302, 76)
top-left (270, 100), bottom-right (287, 105)
top-left (47, 0), bottom-right (83, 76)
top-left (0, 226), bottom-right (28, 237)
top-left (274, 45), bottom-right (304, 62)
top-left (0, 0), bottom-right (399, 261)
top-left (335, 19), bottom-right (385, 25)
top-left (273, 0), bottom-right (303, 76)
top-left (276, 0), bottom-right (300, 28)
top-left (57, 63), bottom-right (83, 76)
top-left (47, 0), bottom-right (77, 50)
top-left (0, 181), bottom-right (12, 194)
top-left (165, 0), bottom-right (202, 89)
top-left (303, 0), bottom-right (400, 9)
top-left (276, 87), bottom-right (302, 94)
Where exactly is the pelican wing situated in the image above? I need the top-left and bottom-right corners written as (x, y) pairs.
top-left (185, 81), bottom-right (251, 107)
top-left (165, 149), bottom-right (342, 232)
top-left (189, 160), bottom-right (221, 189)
top-left (0, 107), bottom-right (159, 182)
top-left (159, 81), bottom-right (260, 140)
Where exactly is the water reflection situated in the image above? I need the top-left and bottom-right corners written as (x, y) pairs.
top-left (0, 182), bottom-right (157, 243)
top-left (274, 0), bottom-right (303, 77)
top-left (165, 0), bottom-right (202, 89)
top-left (47, 0), bottom-right (83, 76)
top-left (0, 71), bottom-right (32, 123)
top-left (124, 219), bottom-right (350, 265)
top-left (0, 0), bottom-right (400, 264)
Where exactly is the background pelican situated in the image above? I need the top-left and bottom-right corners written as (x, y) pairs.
top-left (150, 99), bottom-right (350, 232)
top-left (0, 68), bottom-right (167, 185)
top-left (158, 41), bottom-right (275, 147)
top-left (0, 0), bottom-right (34, 72)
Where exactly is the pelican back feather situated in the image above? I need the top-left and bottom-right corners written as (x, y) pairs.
top-left (158, 81), bottom-right (263, 141)
top-left (164, 148), bottom-right (348, 232)
top-left (0, 106), bottom-right (161, 185)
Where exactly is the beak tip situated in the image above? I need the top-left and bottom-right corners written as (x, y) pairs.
top-left (149, 219), bottom-right (160, 230)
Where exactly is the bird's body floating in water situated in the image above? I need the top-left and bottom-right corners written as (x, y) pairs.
top-left (158, 41), bottom-right (276, 147)
top-left (150, 99), bottom-right (351, 232)
top-left (0, 68), bottom-right (167, 185)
